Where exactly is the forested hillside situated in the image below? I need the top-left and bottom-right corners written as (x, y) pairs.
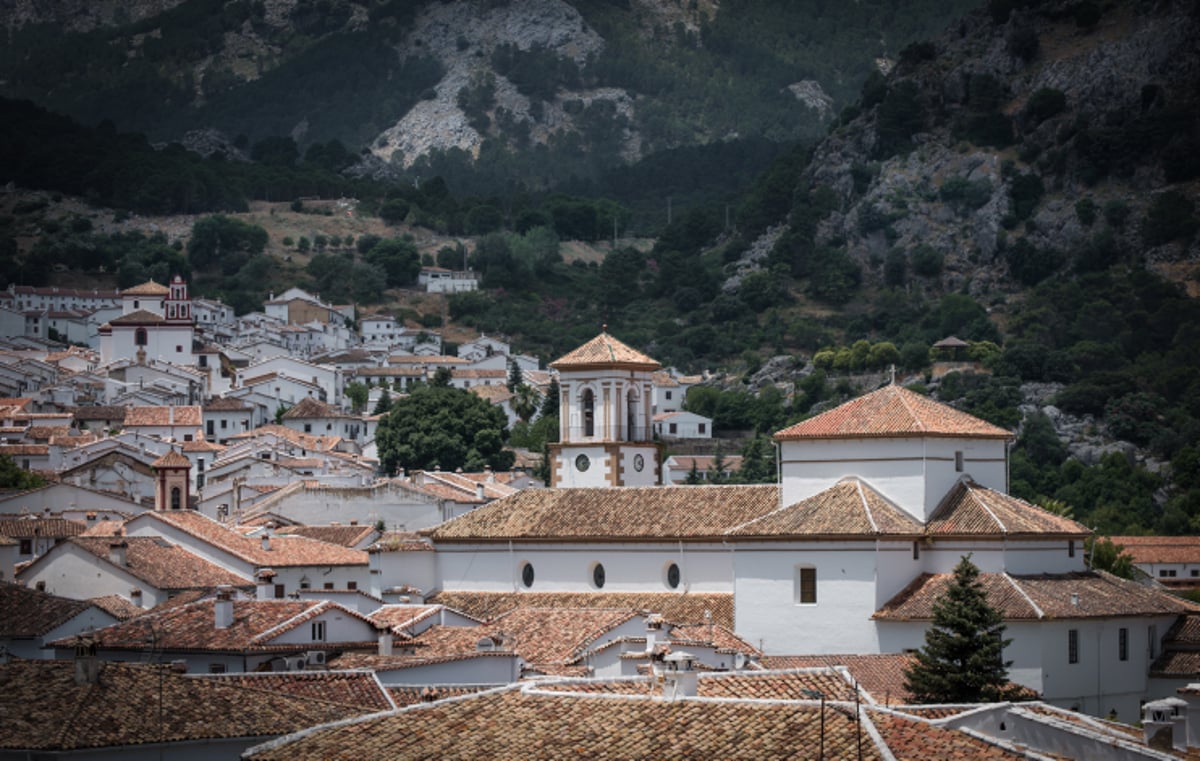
top-left (1, 0), bottom-right (1199, 537)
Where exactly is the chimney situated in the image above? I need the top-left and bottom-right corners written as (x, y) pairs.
top-left (476, 483), bottom-right (485, 501)
top-left (645, 614), bottom-right (663, 654)
top-left (73, 639), bottom-right (100, 686)
top-left (261, 524), bottom-right (273, 552)
top-left (130, 588), bottom-right (143, 607)
top-left (660, 651), bottom-right (699, 700)
top-left (378, 628), bottom-right (394, 657)
top-left (214, 586), bottom-right (234, 629)
top-left (108, 540), bottom-right (128, 567)
top-left (256, 568), bottom-right (275, 599)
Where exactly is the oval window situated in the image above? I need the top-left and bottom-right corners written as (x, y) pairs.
top-left (666, 562), bottom-right (681, 589)
top-left (575, 454), bottom-right (590, 472)
top-left (593, 563), bottom-right (606, 589)
top-left (521, 562), bottom-right (535, 588)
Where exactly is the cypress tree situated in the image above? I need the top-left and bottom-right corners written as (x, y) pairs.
top-left (903, 555), bottom-right (1013, 703)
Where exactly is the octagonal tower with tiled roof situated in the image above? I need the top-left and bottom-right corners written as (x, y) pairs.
top-left (547, 330), bottom-right (663, 488)
top-left (774, 384), bottom-right (1014, 523)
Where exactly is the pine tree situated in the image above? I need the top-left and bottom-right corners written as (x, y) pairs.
top-left (903, 555), bottom-right (1013, 703)
top-left (507, 362), bottom-right (524, 392)
top-left (540, 378), bottom-right (560, 418)
top-left (373, 389), bottom-right (392, 415)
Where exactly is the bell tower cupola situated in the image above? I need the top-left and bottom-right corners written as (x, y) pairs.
top-left (547, 329), bottom-right (663, 487)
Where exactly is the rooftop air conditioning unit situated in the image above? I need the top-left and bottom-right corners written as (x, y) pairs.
top-left (287, 656), bottom-right (307, 671)
top-left (306, 650), bottom-right (326, 666)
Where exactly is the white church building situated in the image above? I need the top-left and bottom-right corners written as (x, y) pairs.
top-left (416, 331), bottom-right (1190, 721)
top-left (98, 277), bottom-right (195, 366)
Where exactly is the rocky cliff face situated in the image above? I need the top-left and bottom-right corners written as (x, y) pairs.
top-left (789, 0), bottom-right (1199, 300)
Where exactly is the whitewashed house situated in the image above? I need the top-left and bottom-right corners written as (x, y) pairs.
top-left (652, 410), bottom-right (712, 439)
top-left (418, 267), bottom-right (478, 293)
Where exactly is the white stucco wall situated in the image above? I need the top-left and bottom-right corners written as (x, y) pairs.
top-left (778, 437), bottom-right (1008, 522)
top-left (733, 542), bottom-right (883, 654)
top-left (435, 542), bottom-right (730, 595)
top-left (18, 544), bottom-right (173, 607)
top-left (370, 551), bottom-right (437, 598)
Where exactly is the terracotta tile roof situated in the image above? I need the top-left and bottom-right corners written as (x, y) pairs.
top-left (762, 653), bottom-right (919, 704)
top-left (63, 597), bottom-right (375, 653)
top-left (1151, 650), bottom-right (1200, 677)
top-left (0, 444), bottom-right (48, 455)
top-left (927, 480), bottom-right (1090, 536)
top-left (669, 622), bottom-right (762, 655)
top-left (774, 385), bottom-right (1013, 441)
top-left (329, 651), bottom-right (518, 673)
top-left (388, 685), bottom-right (488, 706)
top-left (369, 531), bottom-right (435, 552)
top-left (0, 516), bottom-right (86, 539)
top-left (549, 331), bottom-right (662, 371)
top-left (276, 524), bottom-right (377, 547)
top-left (0, 581), bottom-right (96, 637)
top-left (281, 397), bottom-right (345, 419)
top-left (24, 425), bottom-right (71, 441)
top-left (71, 405), bottom-right (129, 422)
top-left (367, 604), bottom-right (475, 633)
top-left (226, 424), bottom-right (341, 452)
top-left (470, 384), bottom-right (515, 403)
top-left (122, 280), bottom-right (170, 296)
top-left (245, 685), bottom-right (885, 760)
top-left (151, 450), bottom-right (191, 468)
top-left (143, 511), bottom-right (368, 567)
top-left (667, 455), bottom-right (743, 472)
top-left (0, 660), bottom-right (368, 752)
top-left (108, 309), bottom-right (165, 325)
top-left (1109, 535), bottom-right (1200, 565)
top-left (65, 536), bottom-right (252, 590)
top-left (180, 437), bottom-right (224, 453)
top-left (204, 397), bottom-right (252, 411)
top-left (209, 670), bottom-right (395, 712)
top-left (729, 478), bottom-right (923, 537)
top-left (88, 594), bottom-right (145, 620)
top-left (426, 591), bottom-right (734, 629)
top-left (123, 405), bottom-right (203, 428)
top-left (700, 669), bottom-right (861, 701)
top-left (428, 485), bottom-right (780, 541)
top-left (874, 570), bottom-right (1193, 621)
top-left (411, 608), bottom-right (641, 669)
top-left (867, 708), bottom-right (1031, 760)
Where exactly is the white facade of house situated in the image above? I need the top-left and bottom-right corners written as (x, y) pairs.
top-left (418, 267), bottom-right (479, 293)
top-left (237, 356), bottom-right (340, 403)
top-left (653, 411), bottom-right (712, 440)
top-left (18, 541), bottom-right (182, 608)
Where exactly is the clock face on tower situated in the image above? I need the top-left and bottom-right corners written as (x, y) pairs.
top-left (575, 454), bottom-right (590, 472)
top-left (633, 454), bottom-right (645, 472)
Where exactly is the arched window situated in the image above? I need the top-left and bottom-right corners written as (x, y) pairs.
top-left (626, 388), bottom-right (639, 441)
top-left (582, 389), bottom-right (595, 437)
top-left (135, 328), bottom-right (148, 346)
top-left (170, 487), bottom-right (181, 510)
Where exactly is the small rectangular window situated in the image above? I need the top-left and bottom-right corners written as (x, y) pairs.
top-left (323, 582), bottom-right (334, 590)
top-left (698, 423), bottom-right (706, 434)
top-left (347, 581), bottom-right (357, 591)
top-left (913, 541), bottom-right (920, 560)
top-left (274, 584), bottom-right (285, 599)
top-left (311, 621), bottom-right (326, 642)
top-left (208, 663), bottom-right (227, 674)
top-left (19, 539), bottom-right (32, 555)
top-left (1068, 540), bottom-right (1075, 558)
top-left (796, 567), bottom-right (817, 605)
top-left (669, 423), bottom-right (677, 434)
top-left (1068, 629), bottom-right (1079, 664)
top-left (1150, 625), bottom-right (1159, 659)
top-left (665, 391), bottom-right (673, 400)
top-left (954, 451), bottom-right (964, 472)
top-left (1119, 627), bottom-right (1128, 661)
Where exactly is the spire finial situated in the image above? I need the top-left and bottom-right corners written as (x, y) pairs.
top-left (601, 323), bottom-right (608, 334)
top-left (889, 364), bottom-right (896, 385)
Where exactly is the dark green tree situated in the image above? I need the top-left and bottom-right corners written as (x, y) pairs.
top-left (540, 378), bottom-right (560, 419)
top-left (507, 362), bottom-right (524, 392)
top-left (344, 381), bottom-right (369, 413)
top-left (373, 389), bottom-right (393, 415)
top-left (375, 384), bottom-right (513, 474)
top-left (903, 555), bottom-right (1013, 703)
top-left (0, 454), bottom-right (46, 489)
top-left (1085, 536), bottom-right (1135, 579)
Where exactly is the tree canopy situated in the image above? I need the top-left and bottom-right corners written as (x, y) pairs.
top-left (375, 384), bottom-right (514, 474)
top-left (903, 555), bottom-right (1014, 703)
